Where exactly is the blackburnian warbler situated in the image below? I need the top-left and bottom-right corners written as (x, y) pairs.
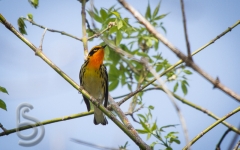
top-left (79, 45), bottom-right (108, 125)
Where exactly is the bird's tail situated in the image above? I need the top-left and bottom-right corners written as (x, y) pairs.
top-left (93, 106), bottom-right (108, 125)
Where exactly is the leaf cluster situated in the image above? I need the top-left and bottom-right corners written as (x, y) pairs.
top-left (0, 86), bottom-right (8, 111)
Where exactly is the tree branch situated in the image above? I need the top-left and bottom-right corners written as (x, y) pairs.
top-left (23, 18), bottom-right (82, 41)
top-left (215, 129), bottom-right (231, 150)
top-left (79, 0), bottom-right (88, 60)
top-left (118, 86), bottom-right (240, 135)
top-left (0, 111), bottom-right (93, 136)
top-left (228, 122), bottom-right (240, 150)
top-left (183, 106), bottom-right (240, 150)
top-left (118, 0), bottom-right (240, 102)
top-left (39, 28), bottom-right (47, 51)
top-left (180, 0), bottom-right (192, 61)
top-left (233, 140), bottom-right (240, 150)
top-left (108, 95), bottom-right (151, 150)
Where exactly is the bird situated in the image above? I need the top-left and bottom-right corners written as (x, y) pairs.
top-left (79, 45), bottom-right (108, 125)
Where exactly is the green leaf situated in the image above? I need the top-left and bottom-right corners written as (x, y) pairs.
top-left (147, 133), bottom-right (151, 140)
top-left (87, 10), bottom-right (102, 23)
top-left (183, 70), bottom-right (192, 75)
top-left (27, 13), bottom-right (33, 21)
top-left (0, 99), bottom-right (7, 111)
top-left (93, 6), bottom-right (99, 14)
top-left (182, 80), bottom-right (189, 86)
top-left (117, 20), bottom-right (123, 29)
top-left (140, 119), bottom-right (150, 132)
top-left (148, 105), bottom-right (154, 110)
top-left (137, 114), bottom-right (147, 122)
top-left (156, 64), bottom-right (163, 72)
top-left (121, 73), bottom-right (126, 86)
top-left (100, 8), bottom-right (108, 21)
top-left (109, 25), bottom-right (118, 34)
top-left (136, 129), bottom-right (148, 134)
top-left (153, 2), bottom-right (161, 18)
top-left (18, 18), bottom-right (27, 35)
top-left (173, 82), bottom-right (179, 92)
top-left (109, 80), bottom-right (119, 91)
top-left (112, 11), bottom-right (121, 19)
top-left (116, 30), bottom-right (122, 46)
top-left (28, 0), bottom-right (39, 8)
top-left (181, 81), bottom-right (188, 95)
top-left (0, 86), bottom-right (8, 95)
top-left (166, 147), bottom-right (173, 150)
top-left (104, 46), bottom-right (110, 59)
top-left (154, 40), bottom-right (159, 50)
top-left (151, 122), bottom-right (157, 131)
top-left (146, 39), bottom-right (152, 47)
top-left (150, 141), bottom-right (158, 148)
top-left (145, 3), bottom-right (151, 19)
top-left (154, 14), bottom-right (167, 21)
top-left (171, 138), bottom-right (180, 144)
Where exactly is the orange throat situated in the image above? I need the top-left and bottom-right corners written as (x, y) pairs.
top-left (87, 49), bottom-right (104, 68)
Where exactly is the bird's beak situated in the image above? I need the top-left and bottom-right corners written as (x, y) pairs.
top-left (102, 45), bottom-right (107, 48)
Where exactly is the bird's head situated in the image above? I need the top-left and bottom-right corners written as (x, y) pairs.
top-left (87, 45), bottom-right (107, 68)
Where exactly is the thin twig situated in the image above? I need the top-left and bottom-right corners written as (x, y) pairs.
top-left (71, 138), bottom-right (120, 150)
top-left (183, 106), bottom-right (240, 150)
top-left (180, 0), bottom-right (192, 61)
top-left (228, 122), bottom-right (240, 150)
top-left (118, 86), bottom-right (240, 134)
top-left (125, 105), bottom-right (144, 116)
top-left (88, 22), bottom-right (116, 41)
top-left (233, 140), bottom-right (240, 150)
top-left (114, 87), bottom-right (171, 100)
top-left (0, 111), bottom-right (93, 136)
top-left (0, 123), bottom-right (7, 135)
top-left (118, 0), bottom-right (240, 102)
top-left (129, 114), bottom-right (140, 124)
top-left (80, 0), bottom-right (88, 60)
top-left (85, 18), bottom-right (95, 34)
top-left (215, 129), bottom-right (231, 150)
top-left (39, 28), bottom-right (47, 51)
top-left (23, 18), bottom-right (82, 41)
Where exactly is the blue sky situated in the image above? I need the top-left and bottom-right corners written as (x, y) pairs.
top-left (0, 0), bottom-right (240, 150)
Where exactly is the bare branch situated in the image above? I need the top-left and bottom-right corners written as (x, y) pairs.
top-left (118, 0), bottom-right (240, 102)
top-left (119, 86), bottom-right (240, 134)
top-left (180, 0), bottom-right (192, 61)
top-left (88, 22), bottom-right (116, 41)
top-left (108, 95), bottom-right (151, 150)
top-left (71, 138), bottom-right (120, 150)
top-left (0, 123), bottom-right (7, 135)
top-left (228, 122), bottom-right (240, 150)
top-left (233, 140), bottom-right (240, 150)
top-left (23, 18), bottom-right (82, 41)
top-left (125, 105), bottom-right (144, 116)
top-left (80, 0), bottom-right (88, 60)
top-left (0, 111), bottom-right (93, 136)
top-left (215, 129), bottom-right (231, 150)
top-left (39, 28), bottom-right (47, 51)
